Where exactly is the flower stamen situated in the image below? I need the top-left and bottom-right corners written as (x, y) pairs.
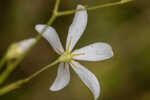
top-left (72, 53), bottom-right (84, 57)
top-left (56, 48), bottom-right (63, 54)
top-left (70, 60), bottom-right (79, 69)
top-left (66, 37), bottom-right (72, 51)
top-left (58, 51), bottom-right (72, 62)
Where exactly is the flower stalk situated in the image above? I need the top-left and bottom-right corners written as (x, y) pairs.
top-left (0, 59), bottom-right (59, 96)
top-left (57, 0), bottom-right (132, 16)
top-left (0, 55), bottom-right (7, 71)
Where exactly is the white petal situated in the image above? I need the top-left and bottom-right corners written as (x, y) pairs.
top-left (18, 38), bottom-right (36, 53)
top-left (72, 42), bottom-right (113, 61)
top-left (66, 5), bottom-right (88, 51)
top-left (35, 24), bottom-right (64, 54)
top-left (70, 60), bottom-right (100, 100)
top-left (50, 63), bottom-right (70, 91)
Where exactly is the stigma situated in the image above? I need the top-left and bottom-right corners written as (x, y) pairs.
top-left (58, 51), bottom-right (73, 63)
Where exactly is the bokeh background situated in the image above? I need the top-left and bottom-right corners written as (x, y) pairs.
top-left (0, 0), bottom-right (150, 100)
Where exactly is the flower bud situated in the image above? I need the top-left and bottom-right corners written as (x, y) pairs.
top-left (6, 38), bottom-right (36, 60)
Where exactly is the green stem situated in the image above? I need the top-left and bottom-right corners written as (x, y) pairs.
top-left (0, 63), bottom-right (15, 85)
top-left (53, 0), bottom-right (60, 14)
top-left (0, 55), bottom-right (28, 85)
top-left (57, 0), bottom-right (132, 16)
top-left (35, 0), bottom-right (60, 42)
top-left (0, 59), bottom-right (59, 96)
top-left (0, 55), bottom-right (7, 71)
top-left (0, 79), bottom-right (28, 96)
top-left (26, 60), bottom-right (59, 81)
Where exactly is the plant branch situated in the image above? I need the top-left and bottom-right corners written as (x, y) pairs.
top-left (0, 63), bottom-right (16, 85)
top-left (0, 59), bottom-right (59, 96)
top-left (0, 55), bottom-right (7, 71)
top-left (57, 0), bottom-right (132, 16)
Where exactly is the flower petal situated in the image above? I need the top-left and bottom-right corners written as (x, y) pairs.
top-left (72, 42), bottom-right (113, 61)
top-left (50, 63), bottom-right (70, 91)
top-left (35, 24), bottom-right (64, 54)
top-left (70, 60), bottom-right (100, 100)
top-left (66, 5), bottom-right (88, 51)
top-left (17, 38), bottom-right (36, 53)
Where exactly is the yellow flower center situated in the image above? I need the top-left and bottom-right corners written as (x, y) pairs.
top-left (58, 51), bottom-right (73, 62)
top-left (57, 38), bottom-right (84, 63)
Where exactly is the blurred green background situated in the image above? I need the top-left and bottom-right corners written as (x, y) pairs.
top-left (0, 0), bottom-right (150, 100)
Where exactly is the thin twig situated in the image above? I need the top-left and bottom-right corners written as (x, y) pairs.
top-left (0, 55), bottom-right (7, 71)
top-left (57, 0), bottom-right (132, 16)
top-left (0, 59), bottom-right (59, 96)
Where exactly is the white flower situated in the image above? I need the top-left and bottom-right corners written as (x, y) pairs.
top-left (35, 5), bottom-right (113, 100)
top-left (6, 38), bottom-right (36, 59)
